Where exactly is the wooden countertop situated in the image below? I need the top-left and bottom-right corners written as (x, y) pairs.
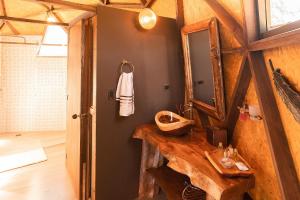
top-left (133, 124), bottom-right (255, 200)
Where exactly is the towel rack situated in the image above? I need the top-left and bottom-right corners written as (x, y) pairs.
top-left (120, 59), bottom-right (134, 73)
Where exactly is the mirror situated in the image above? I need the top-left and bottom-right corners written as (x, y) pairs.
top-left (182, 18), bottom-right (225, 120)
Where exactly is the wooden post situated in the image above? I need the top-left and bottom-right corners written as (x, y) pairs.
top-left (138, 140), bottom-right (163, 199)
top-left (248, 51), bottom-right (300, 200)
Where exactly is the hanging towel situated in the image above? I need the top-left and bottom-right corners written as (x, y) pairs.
top-left (116, 72), bottom-right (135, 116)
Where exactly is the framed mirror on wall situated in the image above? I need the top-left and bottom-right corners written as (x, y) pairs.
top-left (181, 17), bottom-right (225, 121)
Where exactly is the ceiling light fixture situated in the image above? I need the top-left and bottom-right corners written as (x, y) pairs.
top-left (139, 8), bottom-right (157, 30)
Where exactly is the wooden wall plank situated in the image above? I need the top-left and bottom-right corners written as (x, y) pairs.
top-left (248, 51), bottom-right (300, 200)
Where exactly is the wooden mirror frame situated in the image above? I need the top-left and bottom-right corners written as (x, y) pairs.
top-left (181, 17), bottom-right (225, 121)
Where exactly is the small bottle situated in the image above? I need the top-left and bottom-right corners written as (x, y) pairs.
top-left (233, 148), bottom-right (239, 161)
top-left (218, 142), bottom-right (223, 150)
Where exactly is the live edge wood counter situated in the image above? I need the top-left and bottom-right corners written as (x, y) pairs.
top-left (133, 124), bottom-right (255, 200)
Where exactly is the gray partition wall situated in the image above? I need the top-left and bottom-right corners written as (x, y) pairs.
top-left (96, 6), bottom-right (184, 200)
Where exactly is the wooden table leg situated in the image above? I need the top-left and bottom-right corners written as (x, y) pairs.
top-left (138, 140), bottom-right (163, 199)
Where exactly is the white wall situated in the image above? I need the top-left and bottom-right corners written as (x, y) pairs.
top-left (0, 36), bottom-right (67, 133)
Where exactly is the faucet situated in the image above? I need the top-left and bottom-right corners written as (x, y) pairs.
top-left (181, 102), bottom-right (193, 120)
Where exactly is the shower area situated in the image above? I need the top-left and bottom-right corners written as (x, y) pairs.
top-left (0, 35), bottom-right (67, 172)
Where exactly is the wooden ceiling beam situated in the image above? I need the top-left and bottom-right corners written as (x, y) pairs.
top-left (0, 21), bottom-right (5, 31)
top-left (143, 0), bottom-right (157, 8)
top-left (248, 52), bottom-right (300, 200)
top-left (203, 0), bottom-right (246, 47)
top-left (106, 3), bottom-right (144, 9)
top-left (0, 16), bottom-right (69, 26)
top-left (24, 0), bottom-right (96, 12)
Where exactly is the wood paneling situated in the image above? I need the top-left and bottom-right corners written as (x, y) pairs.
top-left (248, 51), bottom-right (300, 200)
top-left (263, 45), bottom-right (300, 182)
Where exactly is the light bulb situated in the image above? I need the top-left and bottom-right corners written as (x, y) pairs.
top-left (47, 16), bottom-right (56, 22)
top-left (139, 8), bottom-right (157, 30)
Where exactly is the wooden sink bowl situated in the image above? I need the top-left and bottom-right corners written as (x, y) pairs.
top-left (155, 111), bottom-right (195, 136)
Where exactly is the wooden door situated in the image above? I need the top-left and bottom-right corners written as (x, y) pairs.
top-left (66, 20), bottom-right (83, 200)
top-left (66, 17), bottom-right (95, 200)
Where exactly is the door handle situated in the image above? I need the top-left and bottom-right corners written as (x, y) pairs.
top-left (72, 113), bottom-right (88, 119)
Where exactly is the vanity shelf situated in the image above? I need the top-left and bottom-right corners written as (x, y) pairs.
top-left (147, 166), bottom-right (189, 200)
top-left (133, 124), bottom-right (255, 200)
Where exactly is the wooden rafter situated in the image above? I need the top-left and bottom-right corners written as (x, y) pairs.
top-left (106, 3), bottom-right (144, 9)
top-left (0, 21), bottom-right (5, 31)
top-left (6, 21), bottom-right (19, 35)
top-left (203, 0), bottom-right (246, 47)
top-left (23, 0), bottom-right (96, 12)
top-left (224, 53), bottom-right (251, 140)
top-left (0, 0), bottom-right (7, 16)
top-left (100, 0), bottom-right (157, 9)
top-left (143, 0), bottom-right (157, 8)
top-left (0, 0), bottom-right (21, 35)
top-left (0, 16), bottom-right (69, 26)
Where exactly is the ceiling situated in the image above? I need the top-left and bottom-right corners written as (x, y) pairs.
top-left (0, 0), bottom-right (159, 36)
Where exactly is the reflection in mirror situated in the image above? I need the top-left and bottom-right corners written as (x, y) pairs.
top-left (188, 30), bottom-right (215, 107)
top-left (182, 18), bottom-right (225, 120)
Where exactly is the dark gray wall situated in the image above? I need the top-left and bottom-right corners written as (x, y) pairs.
top-left (96, 6), bottom-right (184, 200)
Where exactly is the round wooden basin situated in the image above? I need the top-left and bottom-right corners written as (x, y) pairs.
top-left (155, 111), bottom-right (195, 136)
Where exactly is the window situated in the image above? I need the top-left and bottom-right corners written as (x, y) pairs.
top-left (259, 0), bottom-right (300, 36)
top-left (268, 0), bottom-right (300, 28)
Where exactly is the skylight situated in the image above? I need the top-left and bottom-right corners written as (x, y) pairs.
top-left (37, 17), bottom-right (68, 57)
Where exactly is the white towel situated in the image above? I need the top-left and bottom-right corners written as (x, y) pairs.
top-left (116, 72), bottom-right (134, 116)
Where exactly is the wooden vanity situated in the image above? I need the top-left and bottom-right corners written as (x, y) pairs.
top-left (133, 124), bottom-right (255, 200)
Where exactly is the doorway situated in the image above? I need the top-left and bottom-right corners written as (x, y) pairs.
top-left (0, 17), bottom-right (95, 200)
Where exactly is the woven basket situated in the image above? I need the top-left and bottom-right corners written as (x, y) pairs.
top-left (182, 183), bottom-right (206, 200)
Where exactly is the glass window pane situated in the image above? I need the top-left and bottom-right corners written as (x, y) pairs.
top-left (270, 0), bottom-right (300, 27)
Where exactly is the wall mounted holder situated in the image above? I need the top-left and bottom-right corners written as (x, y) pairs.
top-left (238, 103), bottom-right (262, 121)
